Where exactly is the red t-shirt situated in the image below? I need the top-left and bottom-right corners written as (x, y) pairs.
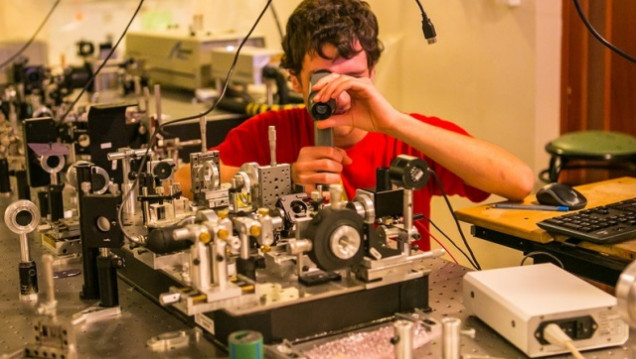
top-left (216, 107), bottom-right (489, 250)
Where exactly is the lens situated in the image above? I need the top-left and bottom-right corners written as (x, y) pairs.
top-left (40, 155), bottom-right (65, 174)
top-left (153, 162), bottom-right (172, 180)
top-left (46, 156), bottom-right (60, 168)
top-left (26, 68), bottom-right (41, 83)
top-left (309, 98), bottom-right (335, 120)
top-left (93, 175), bottom-right (106, 191)
top-left (308, 70), bottom-right (337, 121)
top-left (315, 104), bottom-right (329, 115)
top-left (96, 216), bottom-right (111, 232)
top-left (16, 210), bottom-right (33, 226)
top-left (290, 200), bottom-right (307, 215)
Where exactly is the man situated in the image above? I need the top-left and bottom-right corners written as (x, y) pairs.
top-left (177, 0), bottom-right (534, 250)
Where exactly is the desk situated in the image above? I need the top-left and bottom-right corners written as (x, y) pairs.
top-left (455, 177), bottom-right (636, 286)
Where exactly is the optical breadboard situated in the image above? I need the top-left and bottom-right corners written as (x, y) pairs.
top-left (463, 263), bottom-right (628, 358)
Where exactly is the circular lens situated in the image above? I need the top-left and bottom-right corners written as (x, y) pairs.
top-left (16, 210), bottom-right (33, 226)
top-left (46, 156), bottom-right (60, 168)
top-left (291, 200), bottom-right (307, 215)
top-left (91, 166), bottom-right (111, 194)
top-left (93, 176), bottom-right (106, 191)
top-left (78, 134), bottom-right (90, 147)
top-left (4, 200), bottom-right (40, 234)
top-left (315, 104), bottom-right (329, 115)
top-left (27, 69), bottom-right (41, 83)
top-left (96, 216), bottom-right (111, 232)
top-left (153, 162), bottom-right (172, 180)
top-left (40, 155), bottom-right (65, 174)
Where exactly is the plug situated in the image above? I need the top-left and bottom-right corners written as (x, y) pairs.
top-left (542, 323), bottom-right (585, 359)
top-left (543, 323), bottom-right (571, 345)
top-left (414, 0), bottom-right (437, 44)
top-left (421, 16), bottom-right (437, 44)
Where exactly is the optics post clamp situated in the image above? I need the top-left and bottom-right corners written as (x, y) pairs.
top-left (4, 200), bottom-right (41, 302)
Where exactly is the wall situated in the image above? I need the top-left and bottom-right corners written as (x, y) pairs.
top-left (0, 0), bottom-right (563, 269)
top-left (364, 0), bottom-right (562, 269)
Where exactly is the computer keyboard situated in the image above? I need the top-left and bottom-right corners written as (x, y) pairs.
top-left (537, 197), bottom-right (636, 244)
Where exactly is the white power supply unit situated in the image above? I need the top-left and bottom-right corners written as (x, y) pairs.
top-left (463, 263), bottom-right (628, 357)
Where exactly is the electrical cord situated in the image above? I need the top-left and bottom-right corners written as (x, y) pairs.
top-left (44, 0), bottom-right (145, 242)
top-left (0, 0), bottom-right (61, 70)
top-left (520, 251), bottom-right (565, 268)
top-left (428, 169), bottom-right (482, 270)
top-left (419, 214), bottom-right (477, 269)
top-left (269, 2), bottom-right (284, 42)
top-left (59, 0), bottom-right (144, 122)
top-left (419, 224), bottom-right (459, 265)
top-left (63, 0), bottom-right (144, 242)
top-left (543, 323), bottom-right (585, 359)
top-left (154, 0), bottom-right (273, 138)
top-left (572, 0), bottom-right (636, 63)
top-left (117, 0), bottom-right (273, 242)
top-left (156, 0), bottom-right (273, 131)
top-left (413, 0), bottom-right (436, 44)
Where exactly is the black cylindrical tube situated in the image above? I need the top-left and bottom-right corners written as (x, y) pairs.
top-left (16, 169), bottom-right (30, 200)
top-left (308, 70), bottom-right (336, 121)
top-left (77, 163), bottom-right (99, 299)
top-left (75, 163), bottom-right (92, 194)
top-left (138, 172), bottom-right (154, 191)
top-left (38, 190), bottom-right (50, 218)
top-left (19, 261), bottom-right (38, 296)
top-left (376, 167), bottom-right (391, 191)
top-left (80, 247), bottom-right (100, 300)
top-left (97, 255), bottom-right (119, 307)
top-left (0, 158), bottom-right (10, 194)
top-left (48, 184), bottom-right (64, 221)
top-left (388, 155), bottom-right (430, 190)
top-left (147, 227), bottom-right (193, 254)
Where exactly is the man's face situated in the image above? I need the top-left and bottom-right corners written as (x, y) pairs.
top-left (291, 41), bottom-right (373, 140)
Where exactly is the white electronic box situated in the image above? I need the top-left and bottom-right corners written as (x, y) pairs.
top-left (463, 263), bottom-right (629, 357)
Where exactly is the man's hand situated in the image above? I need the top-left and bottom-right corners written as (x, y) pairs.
top-left (292, 146), bottom-right (352, 193)
top-left (310, 73), bottom-right (401, 135)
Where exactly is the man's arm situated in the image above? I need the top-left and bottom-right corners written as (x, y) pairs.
top-left (173, 163), bottom-right (193, 200)
top-left (312, 74), bottom-right (534, 200)
top-left (171, 160), bottom-right (240, 200)
top-left (219, 159), bottom-right (240, 184)
top-left (388, 113), bottom-right (534, 200)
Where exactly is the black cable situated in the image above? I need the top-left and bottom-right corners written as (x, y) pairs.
top-left (270, 2), bottom-right (284, 42)
top-left (0, 0), bottom-right (61, 70)
top-left (413, 0), bottom-right (425, 14)
top-left (59, 0), bottom-right (145, 122)
top-left (157, 0), bottom-right (273, 130)
top-left (420, 214), bottom-right (479, 270)
top-left (118, 0), bottom-right (274, 242)
top-left (520, 251), bottom-right (564, 268)
top-left (57, 0), bottom-right (145, 243)
top-left (414, 0), bottom-right (436, 44)
top-left (428, 169), bottom-right (482, 270)
top-left (572, 0), bottom-right (636, 63)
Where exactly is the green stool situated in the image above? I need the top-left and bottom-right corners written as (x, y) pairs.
top-left (542, 130), bottom-right (636, 182)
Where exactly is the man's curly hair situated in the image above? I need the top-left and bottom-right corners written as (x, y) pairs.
top-left (280, 0), bottom-right (383, 76)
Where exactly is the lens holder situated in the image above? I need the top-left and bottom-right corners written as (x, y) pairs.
top-left (4, 200), bottom-right (40, 235)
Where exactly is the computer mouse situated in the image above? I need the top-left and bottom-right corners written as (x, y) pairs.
top-left (536, 183), bottom-right (587, 210)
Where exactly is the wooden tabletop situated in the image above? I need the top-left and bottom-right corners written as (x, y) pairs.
top-left (455, 177), bottom-right (636, 260)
